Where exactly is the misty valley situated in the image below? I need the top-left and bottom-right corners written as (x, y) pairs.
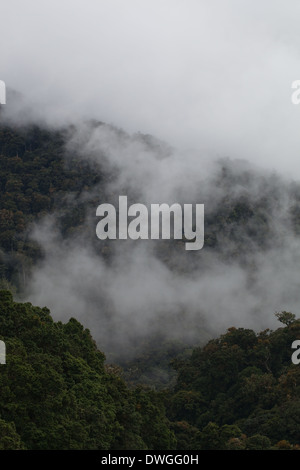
top-left (0, 119), bottom-right (300, 450)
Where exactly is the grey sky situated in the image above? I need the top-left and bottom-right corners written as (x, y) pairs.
top-left (2, 0), bottom-right (300, 178)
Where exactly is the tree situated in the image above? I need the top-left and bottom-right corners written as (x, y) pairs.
top-left (245, 434), bottom-right (272, 450)
top-left (275, 311), bottom-right (296, 326)
top-left (0, 291), bottom-right (176, 450)
top-left (199, 422), bottom-right (221, 450)
top-left (0, 419), bottom-right (25, 450)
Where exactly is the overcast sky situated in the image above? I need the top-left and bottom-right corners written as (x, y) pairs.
top-left (2, 0), bottom-right (300, 178)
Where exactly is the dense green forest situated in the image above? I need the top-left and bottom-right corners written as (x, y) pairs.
top-left (0, 291), bottom-right (300, 450)
top-left (167, 313), bottom-right (300, 450)
top-left (1, 121), bottom-right (300, 450)
top-left (0, 123), bottom-right (106, 290)
top-left (0, 290), bottom-right (175, 450)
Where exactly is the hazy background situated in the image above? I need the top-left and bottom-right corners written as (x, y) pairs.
top-left (2, 0), bottom-right (300, 177)
top-left (2, 1), bottom-right (300, 358)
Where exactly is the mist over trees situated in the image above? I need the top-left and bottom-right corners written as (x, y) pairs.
top-left (1, 120), bottom-right (300, 450)
top-left (0, 290), bottom-right (300, 450)
top-left (2, 0), bottom-right (300, 453)
top-left (1, 119), bottom-right (300, 360)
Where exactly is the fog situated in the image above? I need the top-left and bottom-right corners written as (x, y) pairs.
top-left (21, 121), bottom-right (300, 359)
top-left (2, 1), bottom-right (300, 358)
top-left (2, 0), bottom-right (300, 176)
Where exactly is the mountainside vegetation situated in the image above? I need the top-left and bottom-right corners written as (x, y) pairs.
top-left (0, 123), bottom-right (105, 291)
top-left (0, 290), bottom-right (300, 449)
top-left (0, 290), bottom-right (175, 450)
top-left (167, 317), bottom-right (300, 450)
top-left (1, 120), bottom-right (300, 296)
top-left (1, 121), bottom-right (300, 449)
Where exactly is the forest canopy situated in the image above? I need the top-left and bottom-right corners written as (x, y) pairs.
top-left (0, 290), bottom-right (300, 450)
top-left (1, 122), bottom-right (300, 450)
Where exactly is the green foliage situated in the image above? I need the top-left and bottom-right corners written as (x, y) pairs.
top-left (275, 311), bottom-right (296, 326)
top-left (244, 434), bottom-right (272, 450)
top-left (1, 290), bottom-right (300, 450)
top-left (2, 122), bottom-right (300, 450)
top-left (0, 418), bottom-right (25, 449)
top-left (0, 124), bottom-right (104, 291)
top-left (2, 121), bottom-right (300, 297)
top-left (0, 291), bottom-right (175, 450)
top-left (167, 321), bottom-right (300, 449)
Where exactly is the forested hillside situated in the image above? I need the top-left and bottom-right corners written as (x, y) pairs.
top-left (2, 120), bottom-right (300, 298)
top-left (167, 314), bottom-right (300, 450)
top-left (1, 121), bottom-right (300, 450)
top-left (0, 123), bottom-right (105, 291)
top-left (0, 290), bottom-right (175, 450)
top-left (0, 290), bottom-right (300, 450)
